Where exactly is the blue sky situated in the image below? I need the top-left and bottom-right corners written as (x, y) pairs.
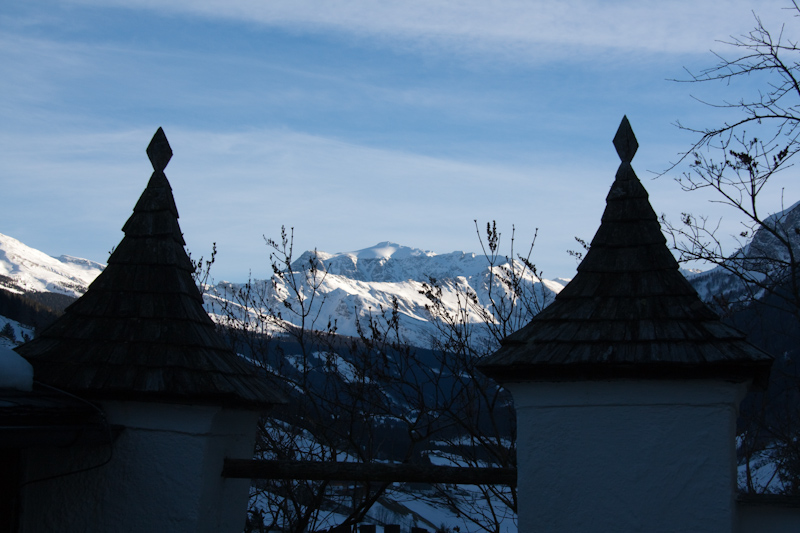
top-left (1, 0), bottom-right (797, 281)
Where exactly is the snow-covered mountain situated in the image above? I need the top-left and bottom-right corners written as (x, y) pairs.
top-left (685, 201), bottom-right (800, 307)
top-left (5, 200), bottom-right (798, 349)
top-left (207, 242), bottom-right (568, 348)
top-left (294, 241), bottom-right (559, 283)
top-left (0, 232), bottom-right (105, 298)
top-left (0, 233), bottom-right (567, 348)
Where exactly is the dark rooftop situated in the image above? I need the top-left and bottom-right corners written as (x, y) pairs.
top-left (478, 117), bottom-right (773, 387)
top-left (16, 128), bottom-right (285, 409)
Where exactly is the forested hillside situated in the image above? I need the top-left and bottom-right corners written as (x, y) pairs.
top-left (0, 288), bottom-right (67, 333)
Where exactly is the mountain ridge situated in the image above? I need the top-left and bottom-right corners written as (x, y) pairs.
top-left (4, 195), bottom-right (799, 348)
top-left (217, 241), bottom-right (567, 347)
top-left (0, 232), bottom-right (105, 298)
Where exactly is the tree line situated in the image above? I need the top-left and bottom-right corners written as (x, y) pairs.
top-left (0, 287), bottom-right (67, 335)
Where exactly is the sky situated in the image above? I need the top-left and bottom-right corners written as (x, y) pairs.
top-left (1, 0), bottom-right (798, 281)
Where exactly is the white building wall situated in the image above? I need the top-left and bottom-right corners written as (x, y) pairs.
top-left (506, 380), bottom-right (748, 533)
top-left (21, 401), bottom-right (260, 533)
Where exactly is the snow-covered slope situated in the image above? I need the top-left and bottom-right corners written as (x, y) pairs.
top-left (0, 233), bottom-right (565, 347)
top-left (687, 201), bottom-right (800, 305)
top-left (0, 315), bottom-right (34, 349)
top-left (296, 242), bottom-right (489, 282)
top-left (6, 210), bottom-right (799, 349)
top-left (0, 232), bottom-right (104, 297)
top-left (208, 242), bottom-right (567, 348)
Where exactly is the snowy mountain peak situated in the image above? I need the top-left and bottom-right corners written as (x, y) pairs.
top-left (292, 243), bottom-right (500, 284)
top-left (0, 232), bottom-right (104, 297)
top-left (343, 242), bottom-right (436, 261)
top-left (223, 242), bottom-right (569, 347)
top-left (686, 201), bottom-right (800, 303)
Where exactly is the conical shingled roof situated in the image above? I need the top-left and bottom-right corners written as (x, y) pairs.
top-left (16, 128), bottom-right (285, 409)
top-left (478, 117), bottom-right (773, 388)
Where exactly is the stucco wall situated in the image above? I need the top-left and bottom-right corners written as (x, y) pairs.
top-left (21, 401), bottom-right (260, 533)
top-left (506, 380), bottom-right (748, 533)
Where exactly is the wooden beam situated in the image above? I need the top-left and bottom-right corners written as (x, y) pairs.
top-left (222, 459), bottom-right (516, 486)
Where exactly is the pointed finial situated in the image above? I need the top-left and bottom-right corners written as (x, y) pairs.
top-left (613, 116), bottom-right (638, 163)
top-left (147, 127), bottom-right (173, 172)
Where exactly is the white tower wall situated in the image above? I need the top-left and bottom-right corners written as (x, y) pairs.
top-left (507, 379), bottom-right (748, 533)
top-left (21, 401), bottom-right (260, 533)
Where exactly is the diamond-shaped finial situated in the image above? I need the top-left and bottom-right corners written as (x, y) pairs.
top-left (147, 127), bottom-right (172, 172)
top-left (613, 116), bottom-right (638, 163)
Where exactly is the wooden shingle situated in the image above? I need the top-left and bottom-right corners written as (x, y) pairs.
top-left (16, 128), bottom-right (285, 409)
top-left (478, 117), bottom-right (773, 387)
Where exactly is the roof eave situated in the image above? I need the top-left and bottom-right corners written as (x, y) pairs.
top-left (478, 360), bottom-right (772, 390)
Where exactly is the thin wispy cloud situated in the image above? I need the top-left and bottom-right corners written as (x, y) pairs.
top-left (71, 0), bottom-right (787, 62)
top-left (2, 1), bottom-right (797, 279)
top-left (6, 122), bottom-right (782, 280)
top-left (0, 124), bottom-right (606, 275)
top-left (0, 28), bottom-right (521, 137)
